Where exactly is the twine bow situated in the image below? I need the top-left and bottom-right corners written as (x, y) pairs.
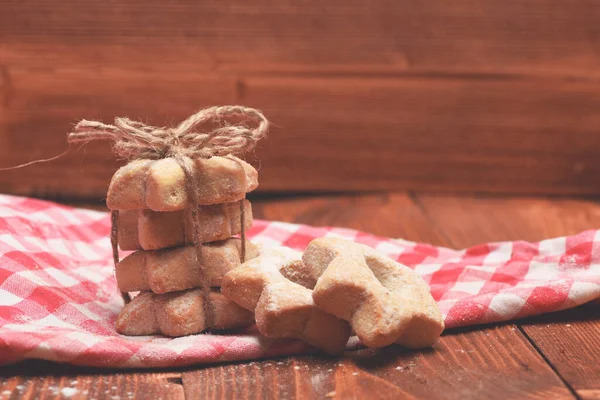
top-left (68, 106), bottom-right (268, 330)
top-left (68, 105), bottom-right (269, 160)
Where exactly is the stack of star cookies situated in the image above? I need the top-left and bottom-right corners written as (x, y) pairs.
top-left (109, 156), bottom-right (260, 336)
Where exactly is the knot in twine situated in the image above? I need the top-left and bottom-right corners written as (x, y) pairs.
top-left (67, 105), bottom-right (269, 161)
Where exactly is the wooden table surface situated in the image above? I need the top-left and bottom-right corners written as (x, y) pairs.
top-left (1, 192), bottom-right (599, 400)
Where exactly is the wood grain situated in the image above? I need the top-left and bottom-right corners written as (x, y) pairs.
top-left (252, 193), bottom-right (449, 246)
top-left (2, 1), bottom-right (600, 197)
top-left (182, 325), bottom-right (574, 400)
top-left (3, 75), bottom-right (600, 197)
top-left (246, 76), bottom-right (600, 195)
top-left (415, 195), bottom-right (600, 248)
top-left (182, 193), bottom-right (574, 399)
top-left (3, 0), bottom-right (600, 76)
top-left (520, 306), bottom-right (600, 400)
top-left (0, 361), bottom-right (184, 400)
top-left (417, 193), bottom-right (600, 399)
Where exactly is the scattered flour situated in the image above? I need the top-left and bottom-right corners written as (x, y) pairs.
top-left (60, 387), bottom-right (77, 398)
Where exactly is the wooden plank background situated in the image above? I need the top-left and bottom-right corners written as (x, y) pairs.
top-left (2, 0), bottom-right (600, 199)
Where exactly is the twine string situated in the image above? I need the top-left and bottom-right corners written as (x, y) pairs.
top-left (176, 154), bottom-right (213, 329)
top-left (68, 105), bottom-right (268, 161)
top-left (240, 199), bottom-right (246, 263)
top-left (110, 210), bottom-right (131, 304)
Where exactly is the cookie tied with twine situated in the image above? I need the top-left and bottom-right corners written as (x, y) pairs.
top-left (68, 105), bottom-right (269, 330)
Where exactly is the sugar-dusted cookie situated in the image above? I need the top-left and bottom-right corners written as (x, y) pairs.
top-left (222, 246), bottom-right (351, 354)
top-left (116, 238), bottom-right (259, 293)
top-left (303, 237), bottom-right (444, 349)
top-left (117, 200), bottom-right (252, 251)
top-left (107, 156), bottom-right (258, 211)
top-left (116, 289), bottom-right (254, 336)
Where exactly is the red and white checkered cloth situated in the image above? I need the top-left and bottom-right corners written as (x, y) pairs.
top-left (0, 194), bottom-right (599, 368)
